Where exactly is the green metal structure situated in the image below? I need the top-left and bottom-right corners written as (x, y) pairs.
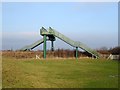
top-left (20, 27), bottom-right (100, 59)
top-left (20, 38), bottom-right (44, 51)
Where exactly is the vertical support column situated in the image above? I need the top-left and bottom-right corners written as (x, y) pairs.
top-left (51, 41), bottom-right (54, 51)
top-left (43, 35), bottom-right (46, 59)
top-left (76, 47), bottom-right (78, 59)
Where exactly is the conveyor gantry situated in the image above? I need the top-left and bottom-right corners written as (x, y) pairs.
top-left (20, 27), bottom-right (100, 59)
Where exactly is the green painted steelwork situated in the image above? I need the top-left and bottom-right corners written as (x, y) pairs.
top-left (43, 35), bottom-right (47, 58)
top-left (76, 47), bottom-right (78, 59)
top-left (20, 38), bottom-right (44, 51)
top-left (40, 27), bottom-right (50, 35)
top-left (20, 26), bottom-right (100, 58)
top-left (51, 41), bottom-right (54, 51)
top-left (48, 27), bottom-right (99, 58)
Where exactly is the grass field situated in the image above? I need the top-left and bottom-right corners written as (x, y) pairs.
top-left (2, 57), bottom-right (118, 88)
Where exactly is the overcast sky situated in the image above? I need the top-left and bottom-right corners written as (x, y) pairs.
top-left (2, 2), bottom-right (118, 50)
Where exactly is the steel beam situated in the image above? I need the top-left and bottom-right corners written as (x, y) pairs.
top-left (51, 41), bottom-right (54, 51)
top-left (43, 35), bottom-right (46, 59)
top-left (76, 47), bottom-right (78, 59)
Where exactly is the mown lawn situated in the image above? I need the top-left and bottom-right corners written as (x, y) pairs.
top-left (2, 57), bottom-right (118, 88)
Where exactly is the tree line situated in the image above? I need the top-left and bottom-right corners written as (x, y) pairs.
top-left (2, 46), bottom-right (120, 58)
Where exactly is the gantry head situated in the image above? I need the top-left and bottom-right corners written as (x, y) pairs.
top-left (40, 27), bottom-right (49, 36)
top-left (40, 27), bottom-right (56, 41)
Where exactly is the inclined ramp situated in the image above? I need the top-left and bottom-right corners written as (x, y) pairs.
top-left (48, 27), bottom-right (99, 58)
top-left (20, 38), bottom-right (44, 51)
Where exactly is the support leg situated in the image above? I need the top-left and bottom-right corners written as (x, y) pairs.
top-left (51, 41), bottom-right (54, 51)
top-left (43, 35), bottom-right (46, 59)
top-left (76, 47), bottom-right (78, 59)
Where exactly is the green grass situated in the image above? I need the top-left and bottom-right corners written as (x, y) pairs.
top-left (2, 57), bottom-right (118, 88)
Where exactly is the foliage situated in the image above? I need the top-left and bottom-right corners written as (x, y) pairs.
top-left (109, 46), bottom-right (120, 55)
top-left (2, 50), bottom-right (88, 59)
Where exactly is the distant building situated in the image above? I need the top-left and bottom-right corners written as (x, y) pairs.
top-left (107, 54), bottom-right (120, 60)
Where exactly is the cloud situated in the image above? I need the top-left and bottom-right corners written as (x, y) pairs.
top-left (3, 31), bottom-right (39, 37)
top-left (2, 30), bottom-right (118, 50)
top-left (2, 31), bottom-right (42, 50)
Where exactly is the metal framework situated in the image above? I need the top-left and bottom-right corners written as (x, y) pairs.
top-left (20, 27), bottom-right (100, 59)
